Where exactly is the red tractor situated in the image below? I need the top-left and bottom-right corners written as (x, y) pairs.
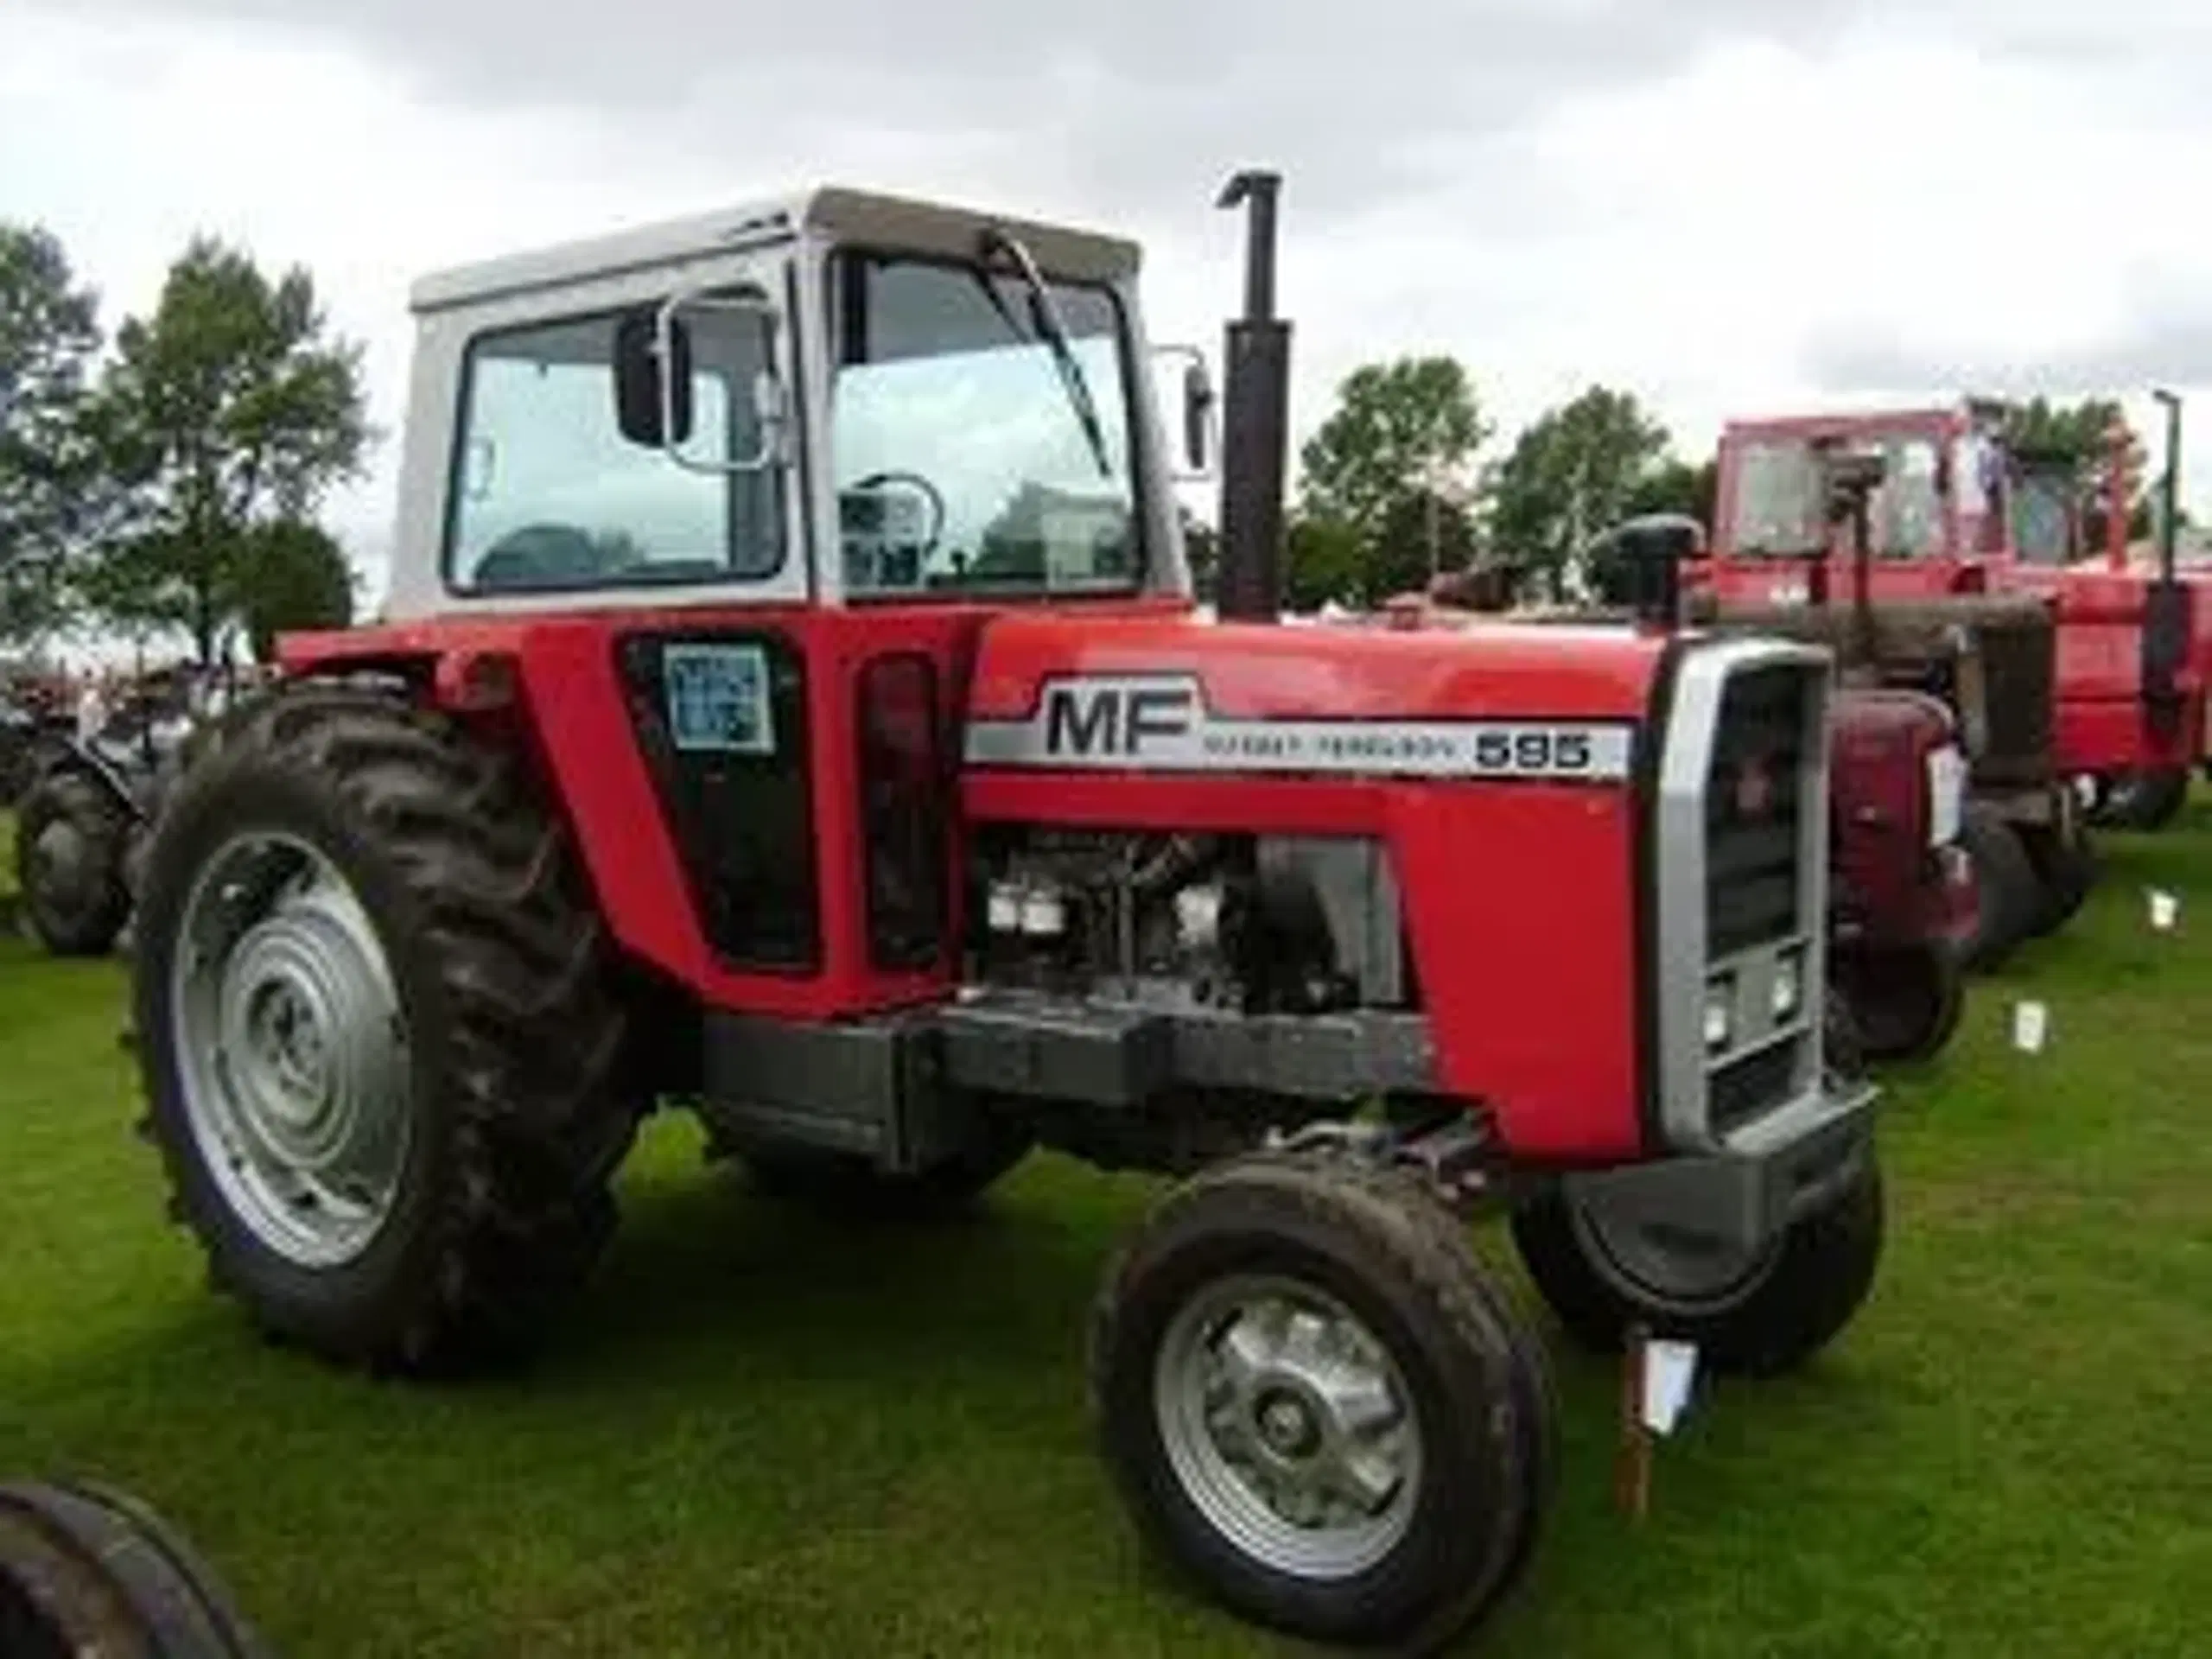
top-left (2005, 390), bottom-right (2202, 830)
top-left (126, 175), bottom-right (1883, 1650)
top-left (1695, 405), bottom-right (2110, 965)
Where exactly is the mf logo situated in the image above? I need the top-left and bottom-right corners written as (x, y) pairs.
top-left (1043, 681), bottom-right (1198, 757)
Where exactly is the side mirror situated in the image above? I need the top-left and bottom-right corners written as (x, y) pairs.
top-left (1152, 344), bottom-right (1216, 478)
top-left (614, 308), bottom-right (693, 447)
top-left (615, 289), bottom-right (786, 474)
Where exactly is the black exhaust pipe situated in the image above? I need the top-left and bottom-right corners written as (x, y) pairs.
top-left (1215, 169), bottom-right (1291, 622)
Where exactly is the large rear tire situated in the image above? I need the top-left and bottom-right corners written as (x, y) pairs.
top-left (2016, 819), bottom-right (2097, 938)
top-left (0, 1480), bottom-right (271, 1659)
top-left (2101, 767), bottom-right (2190, 832)
top-left (15, 769), bottom-right (133, 957)
top-left (1090, 1149), bottom-right (1552, 1651)
top-left (1957, 802), bottom-right (2037, 971)
top-left (132, 684), bottom-right (641, 1374)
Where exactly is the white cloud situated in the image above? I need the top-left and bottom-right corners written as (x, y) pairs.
top-left (7, 0), bottom-right (2212, 621)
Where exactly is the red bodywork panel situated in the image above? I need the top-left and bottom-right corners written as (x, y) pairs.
top-left (1827, 690), bottom-right (1975, 950)
top-left (1702, 405), bottom-right (2203, 776)
top-left (284, 604), bottom-right (1672, 1165)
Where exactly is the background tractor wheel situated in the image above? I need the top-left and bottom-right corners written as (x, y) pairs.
top-left (0, 1479), bottom-right (272, 1658)
top-left (1832, 944), bottom-right (1963, 1065)
top-left (2100, 767), bottom-right (2190, 833)
top-left (132, 684), bottom-right (642, 1375)
top-left (2016, 820), bottom-right (2098, 938)
top-left (14, 771), bottom-right (133, 956)
top-left (1090, 1149), bottom-right (1552, 1652)
top-left (1957, 803), bottom-right (2037, 970)
top-left (1510, 1148), bottom-right (1885, 1377)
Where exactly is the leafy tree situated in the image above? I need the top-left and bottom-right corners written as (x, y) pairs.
top-left (90, 238), bottom-right (369, 662)
top-left (234, 520), bottom-right (354, 662)
top-left (0, 225), bottom-right (105, 645)
top-left (1284, 516), bottom-right (1365, 612)
top-left (1370, 488), bottom-right (1478, 601)
top-left (1998, 395), bottom-right (2183, 545)
top-left (1488, 385), bottom-right (1670, 597)
top-left (1299, 357), bottom-right (1490, 539)
top-left (1624, 456), bottom-right (1718, 531)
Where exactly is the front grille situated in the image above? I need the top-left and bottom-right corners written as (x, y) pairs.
top-left (1974, 609), bottom-right (2056, 787)
top-left (1709, 1039), bottom-right (1801, 1134)
top-left (1706, 665), bottom-right (1808, 957)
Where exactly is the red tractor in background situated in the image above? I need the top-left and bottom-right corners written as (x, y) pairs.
top-left (1694, 404), bottom-right (2113, 966)
top-left (2005, 390), bottom-right (2202, 830)
top-left (123, 174), bottom-right (1885, 1651)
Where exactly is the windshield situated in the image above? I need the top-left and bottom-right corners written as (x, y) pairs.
top-left (2011, 469), bottom-right (2077, 565)
top-left (830, 252), bottom-right (1140, 598)
top-left (1726, 433), bottom-right (1947, 558)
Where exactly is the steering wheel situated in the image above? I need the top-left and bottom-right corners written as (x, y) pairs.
top-left (473, 523), bottom-right (621, 589)
top-left (842, 471), bottom-right (947, 586)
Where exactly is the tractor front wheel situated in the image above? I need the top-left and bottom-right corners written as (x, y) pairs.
top-left (2016, 819), bottom-right (2097, 938)
top-left (1831, 943), bottom-right (1963, 1065)
top-left (15, 770), bottom-right (133, 957)
top-left (131, 685), bottom-right (642, 1374)
top-left (1091, 1149), bottom-right (1553, 1651)
top-left (1511, 1148), bottom-right (1884, 1376)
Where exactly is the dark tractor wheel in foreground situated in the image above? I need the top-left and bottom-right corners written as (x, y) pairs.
top-left (2101, 766), bottom-right (2190, 833)
top-left (1957, 802), bottom-right (2037, 971)
top-left (132, 685), bottom-right (641, 1375)
top-left (2016, 819), bottom-right (2098, 938)
top-left (1831, 943), bottom-right (1964, 1064)
top-left (1091, 1150), bottom-right (1552, 1652)
top-left (0, 1479), bottom-right (272, 1658)
top-left (1511, 1147), bottom-right (1884, 1377)
top-left (742, 1127), bottom-right (1033, 1217)
top-left (15, 770), bottom-right (133, 956)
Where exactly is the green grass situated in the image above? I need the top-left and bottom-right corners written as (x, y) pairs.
top-left (2, 809), bottom-right (2209, 1657)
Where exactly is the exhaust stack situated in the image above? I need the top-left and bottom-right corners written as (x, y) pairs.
top-left (1215, 170), bottom-right (1291, 622)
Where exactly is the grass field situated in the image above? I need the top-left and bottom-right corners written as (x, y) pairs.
top-left (2, 806), bottom-right (2208, 1657)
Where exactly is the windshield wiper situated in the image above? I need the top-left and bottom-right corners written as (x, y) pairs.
top-left (975, 227), bottom-right (1114, 481)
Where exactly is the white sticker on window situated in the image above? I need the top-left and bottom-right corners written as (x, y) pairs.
top-left (663, 642), bottom-right (774, 754)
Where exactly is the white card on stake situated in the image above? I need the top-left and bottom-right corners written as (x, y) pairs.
top-left (2012, 1000), bottom-right (2049, 1052)
top-left (2149, 889), bottom-right (2180, 931)
top-left (1640, 1338), bottom-right (1700, 1436)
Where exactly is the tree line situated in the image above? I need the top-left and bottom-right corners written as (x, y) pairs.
top-left (1185, 355), bottom-right (2168, 611)
top-left (0, 223), bottom-right (366, 666)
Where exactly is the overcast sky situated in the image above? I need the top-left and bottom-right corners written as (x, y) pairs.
top-left (9, 0), bottom-right (2212, 603)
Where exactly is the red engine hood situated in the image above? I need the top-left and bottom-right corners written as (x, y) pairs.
top-left (966, 612), bottom-right (1669, 728)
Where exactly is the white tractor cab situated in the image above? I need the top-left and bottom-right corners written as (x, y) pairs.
top-left (384, 187), bottom-right (1215, 621)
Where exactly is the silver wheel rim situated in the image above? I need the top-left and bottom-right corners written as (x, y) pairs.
top-left (1154, 1274), bottom-right (1421, 1581)
top-left (1566, 1185), bottom-right (1778, 1313)
top-left (170, 831), bottom-right (410, 1268)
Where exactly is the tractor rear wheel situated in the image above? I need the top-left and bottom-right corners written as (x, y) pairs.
top-left (2016, 820), bottom-right (2097, 938)
top-left (1957, 802), bottom-right (2037, 970)
top-left (131, 684), bottom-right (641, 1374)
top-left (1510, 1149), bottom-right (1885, 1376)
top-left (15, 770), bottom-right (133, 957)
top-left (2101, 766), bottom-right (2190, 832)
top-left (1831, 943), bottom-right (1963, 1065)
top-left (1091, 1149), bottom-right (1552, 1651)
top-left (0, 1480), bottom-right (271, 1659)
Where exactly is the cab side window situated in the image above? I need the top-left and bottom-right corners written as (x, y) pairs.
top-left (446, 305), bottom-right (783, 593)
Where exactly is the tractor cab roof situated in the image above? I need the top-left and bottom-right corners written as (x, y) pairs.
top-left (409, 186), bottom-right (1143, 315)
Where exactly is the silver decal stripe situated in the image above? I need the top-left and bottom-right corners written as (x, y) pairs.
top-left (963, 676), bottom-right (1634, 780)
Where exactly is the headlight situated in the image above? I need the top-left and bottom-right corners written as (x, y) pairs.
top-left (1770, 952), bottom-right (1802, 1020)
top-left (1702, 978), bottom-right (1733, 1051)
top-left (1925, 744), bottom-right (1966, 848)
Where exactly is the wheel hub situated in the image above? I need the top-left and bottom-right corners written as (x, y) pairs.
top-left (1155, 1276), bottom-right (1421, 1581)
top-left (173, 835), bottom-right (410, 1268)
